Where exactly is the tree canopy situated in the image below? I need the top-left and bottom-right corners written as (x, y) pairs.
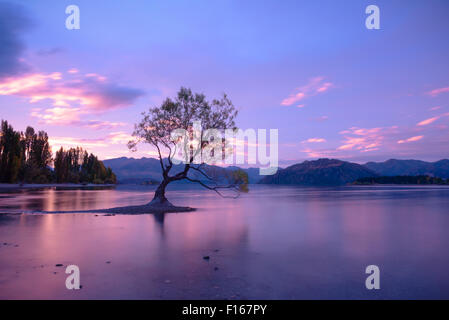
top-left (0, 120), bottom-right (116, 184)
top-left (128, 87), bottom-right (248, 204)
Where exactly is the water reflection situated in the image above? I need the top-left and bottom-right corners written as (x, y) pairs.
top-left (1, 185), bottom-right (449, 299)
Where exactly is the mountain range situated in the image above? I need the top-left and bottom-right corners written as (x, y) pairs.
top-left (258, 158), bottom-right (376, 186)
top-left (102, 157), bottom-right (264, 184)
top-left (103, 157), bottom-right (449, 186)
top-left (364, 159), bottom-right (449, 178)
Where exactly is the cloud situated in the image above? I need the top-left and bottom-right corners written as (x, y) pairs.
top-left (417, 113), bottom-right (449, 126)
top-left (302, 138), bottom-right (326, 143)
top-left (49, 136), bottom-right (109, 149)
top-left (281, 92), bottom-right (305, 106)
top-left (313, 115), bottom-right (329, 122)
top-left (49, 131), bottom-right (133, 152)
top-left (417, 116), bottom-right (440, 126)
top-left (48, 130), bottom-right (141, 160)
top-left (427, 87), bottom-right (449, 97)
top-left (0, 71), bottom-right (144, 111)
top-left (281, 77), bottom-right (334, 106)
top-left (337, 127), bottom-right (397, 152)
top-left (0, 70), bottom-right (144, 126)
top-left (0, 6), bottom-right (143, 130)
top-left (31, 107), bottom-right (127, 130)
top-left (301, 147), bottom-right (344, 159)
top-left (31, 106), bottom-right (82, 125)
top-left (84, 121), bottom-right (127, 130)
top-left (107, 131), bottom-right (134, 144)
top-left (397, 136), bottom-right (423, 144)
top-left (0, 2), bottom-right (32, 79)
top-left (300, 120), bottom-right (448, 161)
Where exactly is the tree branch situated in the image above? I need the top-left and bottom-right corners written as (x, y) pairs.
top-left (185, 177), bottom-right (240, 199)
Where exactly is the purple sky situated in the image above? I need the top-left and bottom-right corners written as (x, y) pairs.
top-left (1, 0), bottom-right (449, 165)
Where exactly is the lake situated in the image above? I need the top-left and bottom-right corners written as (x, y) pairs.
top-left (1, 184), bottom-right (449, 299)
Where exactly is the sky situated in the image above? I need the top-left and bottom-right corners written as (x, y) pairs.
top-left (0, 0), bottom-right (449, 166)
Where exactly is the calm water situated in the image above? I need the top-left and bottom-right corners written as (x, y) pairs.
top-left (1, 184), bottom-right (449, 299)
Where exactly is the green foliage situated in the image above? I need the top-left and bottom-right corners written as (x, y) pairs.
top-left (1, 120), bottom-right (26, 183)
top-left (0, 119), bottom-right (116, 185)
top-left (231, 169), bottom-right (249, 193)
top-left (54, 147), bottom-right (116, 184)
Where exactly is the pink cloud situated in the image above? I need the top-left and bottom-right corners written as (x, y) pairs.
top-left (301, 147), bottom-right (347, 159)
top-left (84, 121), bottom-right (127, 130)
top-left (0, 71), bottom-right (143, 112)
top-left (31, 106), bottom-right (128, 129)
top-left (427, 86), bottom-right (449, 97)
top-left (313, 115), bottom-right (329, 122)
top-left (302, 148), bottom-right (327, 158)
top-left (281, 92), bottom-right (305, 106)
top-left (316, 82), bottom-right (333, 93)
top-left (49, 131), bottom-right (133, 152)
top-left (281, 77), bottom-right (334, 106)
top-left (302, 138), bottom-right (326, 143)
top-left (48, 131), bottom-right (140, 160)
top-left (397, 136), bottom-right (423, 144)
top-left (417, 113), bottom-right (449, 126)
top-left (31, 106), bottom-right (83, 125)
top-left (417, 116), bottom-right (440, 126)
top-left (337, 127), bottom-right (393, 152)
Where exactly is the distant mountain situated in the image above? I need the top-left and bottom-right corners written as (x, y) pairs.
top-left (104, 157), bottom-right (449, 186)
top-left (103, 157), bottom-right (162, 184)
top-left (363, 159), bottom-right (449, 178)
top-left (103, 157), bottom-right (266, 184)
top-left (258, 158), bottom-right (377, 186)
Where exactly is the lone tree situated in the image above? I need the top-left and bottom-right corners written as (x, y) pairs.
top-left (128, 87), bottom-right (248, 207)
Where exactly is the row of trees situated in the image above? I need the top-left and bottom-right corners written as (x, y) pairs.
top-left (354, 175), bottom-right (449, 185)
top-left (54, 147), bottom-right (116, 184)
top-left (0, 120), bottom-right (116, 184)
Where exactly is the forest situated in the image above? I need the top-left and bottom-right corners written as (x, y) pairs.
top-left (0, 120), bottom-right (116, 184)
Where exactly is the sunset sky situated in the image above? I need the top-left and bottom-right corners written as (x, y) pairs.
top-left (1, 0), bottom-right (449, 165)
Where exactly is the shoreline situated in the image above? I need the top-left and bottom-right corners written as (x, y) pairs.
top-left (0, 204), bottom-right (196, 215)
top-left (40, 204), bottom-right (196, 215)
top-left (0, 183), bottom-right (116, 190)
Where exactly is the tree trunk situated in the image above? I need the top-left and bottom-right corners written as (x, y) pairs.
top-left (149, 178), bottom-right (172, 206)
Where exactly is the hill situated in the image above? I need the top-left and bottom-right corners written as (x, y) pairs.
top-left (103, 157), bottom-right (265, 184)
top-left (258, 158), bottom-right (377, 186)
top-left (363, 159), bottom-right (449, 178)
